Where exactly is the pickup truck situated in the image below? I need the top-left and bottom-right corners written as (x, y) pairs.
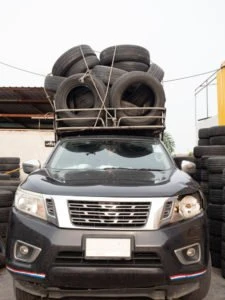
top-left (5, 131), bottom-right (210, 300)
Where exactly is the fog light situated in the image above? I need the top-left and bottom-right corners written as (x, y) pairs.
top-left (14, 240), bottom-right (41, 263)
top-left (186, 247), bottom-right (196, 257)
top-left (175, 243), bottom-right (201, 265)
top-left (19, 245), bottom-right (29, 255)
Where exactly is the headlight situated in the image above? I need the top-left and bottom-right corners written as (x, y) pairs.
top-left (170, 193), bottom-right (203, 223)
top-left (14, 188), bottom-right (47, 220)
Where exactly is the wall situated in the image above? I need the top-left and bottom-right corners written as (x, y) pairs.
top-left (0, 129), bottom-right (55, 180)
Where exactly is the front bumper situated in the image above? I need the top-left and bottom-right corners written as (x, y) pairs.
top-left (6, 208), bottom-right (209, 298)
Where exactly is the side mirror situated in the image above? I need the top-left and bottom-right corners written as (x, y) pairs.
top-left (181, 160), bottom-right (196, 175)
top-left (22, 160), bottom-right (41, 174)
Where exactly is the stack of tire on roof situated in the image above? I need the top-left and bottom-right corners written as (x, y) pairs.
top-left (0, 157), bottom-right (21, 242)
top-left (194, 126), bottom-right (225, 275)
top-left (44, 44), bottom-right (166, 129)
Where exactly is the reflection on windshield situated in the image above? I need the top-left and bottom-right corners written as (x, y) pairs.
top-left (47, 139), bottom-right (172, 173)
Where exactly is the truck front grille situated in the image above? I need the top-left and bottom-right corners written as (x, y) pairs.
top-left (55, 251), bottom-right (162, 267)
top-left (67, 200), bottom-right (151, 228)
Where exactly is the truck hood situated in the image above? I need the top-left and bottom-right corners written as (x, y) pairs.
top-left (20, 168), bottom-right (200, 197)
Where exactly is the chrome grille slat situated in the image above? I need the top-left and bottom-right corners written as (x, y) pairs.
top-left (68, 200), bottom-right (151, 228)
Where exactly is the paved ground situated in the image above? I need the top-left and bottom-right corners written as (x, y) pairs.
top-left (0, 267), bottom-right (225, 299)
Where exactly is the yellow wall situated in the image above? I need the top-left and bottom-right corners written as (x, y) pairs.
top-left (217, 65), bottom-right (225, 125)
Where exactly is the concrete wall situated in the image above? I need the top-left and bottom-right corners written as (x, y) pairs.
top-left (0, 129), bottom-right (55, 180)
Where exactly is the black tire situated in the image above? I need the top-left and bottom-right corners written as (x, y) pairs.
top-left (200, 182), bottom-right (209, 194)
top-left (0, 164), bottom-right (19, 171)
top-left (222, 242), bottom-right (225, 259)
top-left (209, 234), bottom-right (221, 251)
top-left (110, 71), bottom-right (165, 126)
top-left (0, 237), bottom-right (5, 269)
top-left (207, 156), bottom-right (225, 173)
top-left (194, 145), bottom-right (225, 158)
top-left (210, 250), bottom-right (221, 268)
top-left (223, 170), bottom-right (225, 185)
top-left (208, 189), bottom-right (224, 204)
top-left (198, 128), bottom-right (209, 139)
top-left (180, 258), bottom-right (211, 300)
top-left (192, 168), bottom-right (201, 181)
top-left (0, 179), bottom-right (20, 186)
top-left (201, 156), bottom-right (209, 169)
top-left (65, 55), bottom-right (99, 76)
top-left (198, 138), bottom-right (209, 146)
top-left (55, 73), bottom-right (107, 127)
top-left (209, 125), bottom-right (225, 137)
top-left (0, 207), bottom-right (11, 222)
top-left (147, 63), bottom-right (164, 82)
top-left (10, 170), bottom-right (20, 178)
top-left (222, 223), bottom-right (225, 240)
top-left (113, 61), bottom-right (149, 72)
top-left (0, 190), bottom-right (13, 207)
top-left (0, 174), bottom-right (10, 180)
top-left (208, 219), bottom-right (222, 236)
top-left (195, 158), bottom-right (202, 169)
top-left (100, 45), bottom-right (150, 66)
top-left (15, 287), bottom-right (41, 300)
top-left (91, 65), bottom-right (127, 86)
top-left (52, 45), bottom-right (95, 76)
top-left (207, 203), bottom-right (223, 220)
top-left (44, 75), bottom-right (66, 92)
top-left (208, 173), bottom-right (223, 189)
top-left (0, 186), bottom-right (19, 193)
top-left (0, 157), bottom-right (20, 164)
top-left (210, 136), bottom-right (225, 145)
top-left (221, 259), bottom-right (225, 278)
top-left (201, 170), bottom-right (208, 181)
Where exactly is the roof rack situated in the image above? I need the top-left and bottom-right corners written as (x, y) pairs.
top-left (54, 106), bottom-right (166, 140)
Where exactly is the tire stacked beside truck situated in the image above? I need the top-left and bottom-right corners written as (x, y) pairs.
top-left (44, 44), bottom-right (166, 130)
top-left (0, 157), bottom-right (21, 241)
top-left (194, 126), bottom-right (225, 271)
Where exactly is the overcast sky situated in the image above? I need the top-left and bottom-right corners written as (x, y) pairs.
top-left (1, 0), bottom-right (225, 153)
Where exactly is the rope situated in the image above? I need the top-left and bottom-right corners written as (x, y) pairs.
top-left (4, 167), bottom-right (21, 175)
top-left (94, 45), bottom-right (117, 127)
top-left (78, 45), bottom-right (114, 126)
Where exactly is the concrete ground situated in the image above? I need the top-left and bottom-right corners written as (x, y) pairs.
top-left (0, 267), bottom-right (225, 300)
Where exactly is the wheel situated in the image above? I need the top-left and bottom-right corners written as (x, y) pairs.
top-left (208, 173), bottom-right (223, 189)
top-left (210, 136), bottom-right (225, 145)
top-left (198, 138), bottom-right (209, 145)
top-left (198, 128), bottom-right (209, 139)
top-left (0, 157), bottom-right (20, 164)
top-left (207, 156), bottom-right (225, 173)
top-left (193, 145), bottom-right (225, 158)
top-left (180, 259), bottom-right (211, 300)
top-left (209, 125), bottom-right (225, 137)
top-left (15, 288), bottom-right (42, 300)
top-left (100, 44), bottom-right (150, 66)
top-left (52, 44), bottom-right (95, 76)
top-left (65, 55), bottom-right (99, 76)
top-left (91, 65), bottom-right (127, 86)
top-left (207, 203), bottom-right (223, 220)
top-left (113, 61), bottom-right (149, 72)
top-left (0, 190), bottom-right (14, 207)
top-left (110, 71), bottom-right (165, 126)
top-left (147, 62), bottom-right (165, 82)
top-left (44, 75), bottom-right (66, 92)
top-left (55, 73), bottom-right (107, 127)
top-left (0, 237), bottom-right (5, 269)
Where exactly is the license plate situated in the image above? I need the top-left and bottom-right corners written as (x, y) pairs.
top-left (85, 237), bottom-right (131, 260)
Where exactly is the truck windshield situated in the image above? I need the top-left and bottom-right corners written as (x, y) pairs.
top-left (47, 138), bottom-right (173, 172)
